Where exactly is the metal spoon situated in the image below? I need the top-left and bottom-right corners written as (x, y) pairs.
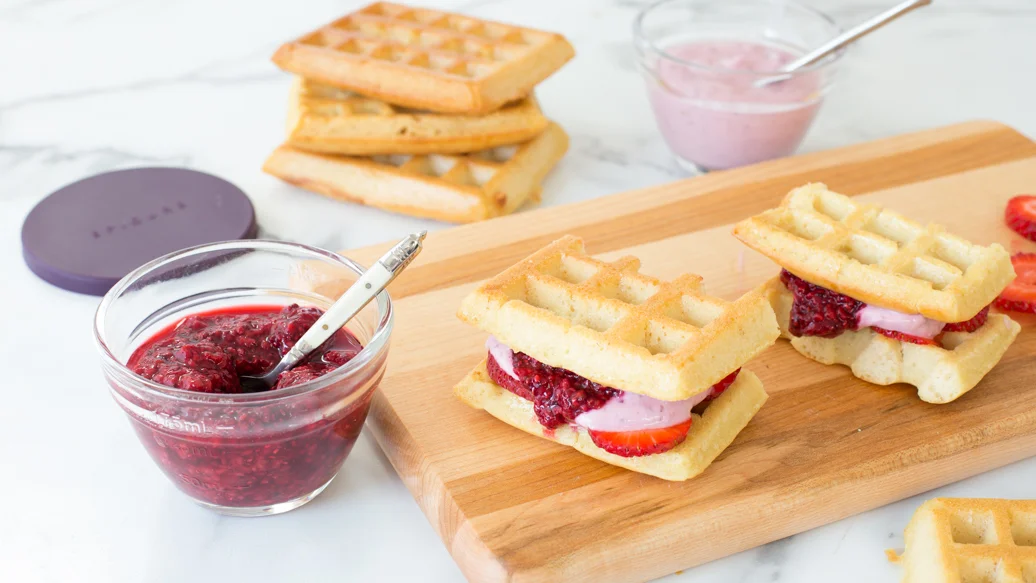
top-left (755, 0), bottom-right (932, 87)
top-left (240, 231), bottom-right (426, 392)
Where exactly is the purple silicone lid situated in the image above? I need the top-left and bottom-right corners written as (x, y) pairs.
top-left (22, 167), bottom-right (257, 296)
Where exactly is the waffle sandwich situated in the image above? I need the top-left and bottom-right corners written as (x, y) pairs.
top-left (896, 498), bottom-right (1036, 582)
top-left (263, 122), bottom-right (567, 223)
top-left (734, 183), bottom-right (1020, 404)
top-left (454, 236), bottom-right (780, 481)
top-left (285, 77), bottom-right (549, 155)
top-left (272, 2), bottom-right (575, 114)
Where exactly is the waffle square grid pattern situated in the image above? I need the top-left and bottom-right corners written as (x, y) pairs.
top-left (273, 2), bottom-right (575, 113)
top-left (457, 236), bottom-right (780, 400)
top-left (733, 183), bottom-right (1014, 322)
top-left (899, 498), bottom-right (1036, 583)
top-left (302, 80), bottom-right (396, 116)
top-left (373, 147), bottom-right (520, 187)
top-left (307, 4), bottom-right (548, 78)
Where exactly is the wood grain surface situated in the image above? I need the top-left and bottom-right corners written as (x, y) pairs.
top-left (343, 121), bottom-right (1036, 583)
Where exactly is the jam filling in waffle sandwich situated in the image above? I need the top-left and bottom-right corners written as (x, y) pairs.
top-left (734, 183), bottom-right (1020, 404)
top-left (453, 235), bottom-right (780, 481)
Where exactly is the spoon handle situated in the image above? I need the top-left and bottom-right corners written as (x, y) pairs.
top-left (781, 0), bottom-right (932, 73)
top-left (280, 232), bottom-right (426, 369)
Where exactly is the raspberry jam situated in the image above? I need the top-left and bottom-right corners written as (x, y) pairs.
top-left (780, 269), bottom-right (864, 338)
top-left (486, 351), bottom-right (736, 429)
top-left (485, 353), bottom-right (533, 401)
top-left (486, 351), bottom-right (619, 429)
top-left (124, 305), bottom-right (373, 509)
top-left (128, 304), bottom-right (363, 393)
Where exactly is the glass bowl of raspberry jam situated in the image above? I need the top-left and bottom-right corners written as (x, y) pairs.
top-left (93, 240), bottom-right (392, 517)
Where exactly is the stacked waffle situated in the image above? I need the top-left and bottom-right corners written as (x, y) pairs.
top-left (264, 2), bottom-right (575, 223)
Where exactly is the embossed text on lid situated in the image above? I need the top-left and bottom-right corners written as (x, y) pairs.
top-left (21, 167), bottom-right (257, 295)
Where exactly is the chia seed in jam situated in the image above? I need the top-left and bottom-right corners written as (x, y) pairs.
top-left (485, 348), bottom-right (742, 458)
top-left (485, 353), bottom-right (533, 400)
top-left (129, 304), bottom-right (361, 393)
top-left (780, 269), bottom-right (864, 338)
top-left (486, 351), bottom-right (619, 429)
top-left (125, 304), bottom-right (371, 509)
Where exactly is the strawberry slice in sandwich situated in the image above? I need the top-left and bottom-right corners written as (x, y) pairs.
top-left (733, 183), bottom-right (1021, 404)
top-left (453, 236), bottom-right (780, 482)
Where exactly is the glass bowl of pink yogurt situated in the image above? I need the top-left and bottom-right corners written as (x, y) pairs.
top-left (634, 0), bottom-right (844, 173)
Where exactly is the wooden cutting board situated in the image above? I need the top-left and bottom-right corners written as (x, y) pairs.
top-left (344, 121), bottom-right (1036, 583)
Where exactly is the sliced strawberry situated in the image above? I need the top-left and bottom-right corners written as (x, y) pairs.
top-left (588, 418), bottom-right (692, 458)
top-left (871, 326), bottom-right (939, 346)
top-left (943, 306), bottom-right (990, 333)
top-left (1006, 196), bottom-right (1036, 242)
top-left (995, 253), bottom-right (1036, 314)
top-left (706, 368), bottom-right (741, 400)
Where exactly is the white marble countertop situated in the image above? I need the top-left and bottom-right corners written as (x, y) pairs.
top-left (3, 0), bottom-right (1035, 581)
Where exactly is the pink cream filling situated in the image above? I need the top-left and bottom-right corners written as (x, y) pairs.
top-left (573, 390), bottom-right (711, 432)
top-left (486, 336), bottom-right (519, 379)
top-left (485, 335), bottom-right (713, 433)
top-left (856, 304), bottom-right (946, 339)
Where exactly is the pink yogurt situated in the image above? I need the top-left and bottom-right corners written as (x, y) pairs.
top-left (647, 40), bottom-right (824, 171)
top-left (857, 305), bottom-right (946, 339)
top-left (573, 389), bottom-right (713, 433)
top-left (486, 335), bottom-right (518, 379)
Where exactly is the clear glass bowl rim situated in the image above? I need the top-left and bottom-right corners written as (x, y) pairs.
top-left (93, 239), bottom-right (394, 404)
top-left (633, 0), bottom-right (847, 76)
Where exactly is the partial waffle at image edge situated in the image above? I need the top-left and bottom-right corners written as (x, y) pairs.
top-left (898, 498), bottom-right (1036, 583)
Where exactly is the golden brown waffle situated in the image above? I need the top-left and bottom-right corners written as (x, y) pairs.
top-left (456, 236), bottom-right (781, 400)
top-left (262, 122), bottom-right (567, 223)
top-left (454, 360), bottom-right (767, 481)
top-left (272, 2), bottom-right (575, 114)
top-left (766, 279), bottom-right (1020, 403)
top-left (898, 498), bottom-right (1036, 582)
top-left (733, 183), bottom-right (1015, 322)
top-left (285, 77), bottom-right (549, 155)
